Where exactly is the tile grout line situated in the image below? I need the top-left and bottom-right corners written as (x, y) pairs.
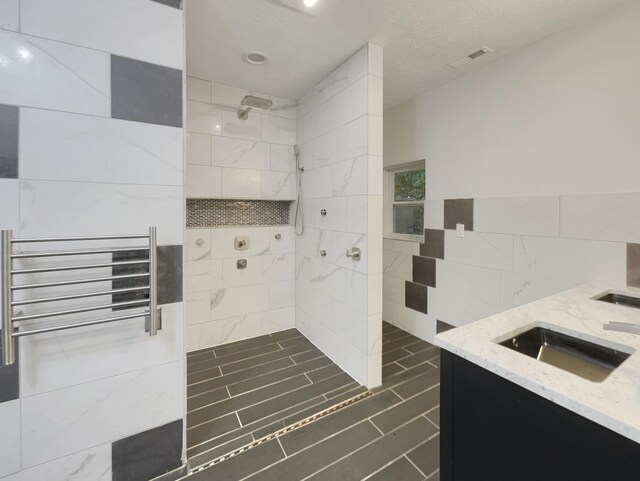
top-left (405, 454), bottom-right (430, 479)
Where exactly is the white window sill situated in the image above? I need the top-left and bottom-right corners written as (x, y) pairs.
top-left (384, 233), bottom-right (424, 243)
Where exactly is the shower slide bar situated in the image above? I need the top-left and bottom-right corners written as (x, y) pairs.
top-left (1, 227), bottom-right (160, 367)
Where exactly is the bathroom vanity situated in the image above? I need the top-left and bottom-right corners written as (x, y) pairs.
top-left (435, 284), bottom-right (640, 481)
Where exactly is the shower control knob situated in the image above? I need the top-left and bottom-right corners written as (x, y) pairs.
top-left (320, 250), bottom-right (327, 257)
top-left (275, 233), bottom-right (282, 240)
top-left (320, 209), bottom-right (327, 216)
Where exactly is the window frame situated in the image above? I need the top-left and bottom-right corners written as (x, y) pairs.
top-left (390, 165), bottom-right (426, 240)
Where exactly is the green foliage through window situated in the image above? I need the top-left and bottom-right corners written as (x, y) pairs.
top-left (394, 170), bottom-right (425, 201)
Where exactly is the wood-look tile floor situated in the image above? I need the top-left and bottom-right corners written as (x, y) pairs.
top-left (187, 322), bottom-right (441, 481)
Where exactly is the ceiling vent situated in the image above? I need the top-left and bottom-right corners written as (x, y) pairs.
top-left (447, 47), bottom-right (493, 69)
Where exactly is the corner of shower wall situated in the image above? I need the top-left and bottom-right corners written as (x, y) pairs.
top-left (295, 43), bottom-right (384, 389)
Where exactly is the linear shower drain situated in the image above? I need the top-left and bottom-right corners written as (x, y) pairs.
top-left (185, 390), bottom-right (373, 477)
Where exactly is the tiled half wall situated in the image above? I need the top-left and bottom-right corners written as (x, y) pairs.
top-left (384, 192), bottom-right (640, 343)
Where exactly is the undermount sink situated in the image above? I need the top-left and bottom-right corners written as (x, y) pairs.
top-left (498, 327), bottom-right (631, 382)
top-left (594, 291), bottom-right (640, 309)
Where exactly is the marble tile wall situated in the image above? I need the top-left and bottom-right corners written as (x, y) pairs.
top-left (383, 192), bottom-right (640, 343)
top-left (0, 1), bottom-right (185, 480)
top-left (295, 44), bottom-right (384, 388)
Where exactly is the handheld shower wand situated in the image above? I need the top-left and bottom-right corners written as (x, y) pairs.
top-left (294, 144), bottom-right (304, 236)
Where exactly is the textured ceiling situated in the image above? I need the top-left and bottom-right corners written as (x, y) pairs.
top-left (186, 0), bottom-right (628, 109)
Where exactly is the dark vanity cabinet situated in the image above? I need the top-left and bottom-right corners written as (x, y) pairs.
top-left (440, 351), bottom-right (640, 481)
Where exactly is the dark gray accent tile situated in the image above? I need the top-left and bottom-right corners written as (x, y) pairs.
top-left (307, 417), bottom-right (438, 481)
top-left (407, 434), bottom-right (440, 478)
top-left (189, 439), bottom-right (285, 481)
top-left (0, 104), bottom-right (18, 179)
top-left (398, 346), bottom-right (440, 369)
top-left (279, 390), bottom-right (402, 456)
top-left (436, 319), bottom-right (455, 334)
top-left (112, 419), bottom-right (182, 481)
top-left (151, 0), bottom-right (182, 9)
top-left (0, 336), bottom-right (19, 403)
top-left (628, 243), bottom-right (640, 288)
top-left (393, 365), bottom-right (440, 400)
top-left (246, 422), bottom-right (381, 481)
top-left (426, 406), bottom-right (440, 427)
top-left (368, 457), bottom-right (425, 481)
top-left (187, 199), bottom-right (291, 227)
top-left (371, 386), bottom-right (440, 434)
top-left (420, 229), bottom-right (445, 259)
top-left (111, 55), bottom-right (182, 128)
top-left (444, 198), bottom-right (474, 231)
top-left (406, 281), bottom-right (428, 314)
top-left (158, 245), bottom-right (183, 304)
top-left (413, 255), bottom-right (436, 287)
top-left (187, 386), bottom-right (230, 412)
top-left (187, 412), bottom-right (241, 449)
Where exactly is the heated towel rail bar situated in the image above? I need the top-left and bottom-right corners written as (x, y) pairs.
top-left (1, 227), bottom-right (161, 367)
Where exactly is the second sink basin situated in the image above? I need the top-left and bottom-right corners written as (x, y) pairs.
top-left (499, 327), bottom-right (630, 382)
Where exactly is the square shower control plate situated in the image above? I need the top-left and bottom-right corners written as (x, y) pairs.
top-left (235, 236), bottom-right (249, 251)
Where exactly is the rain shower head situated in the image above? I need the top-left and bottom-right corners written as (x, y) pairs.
top-left (238, 95), bottom-right (274, 119)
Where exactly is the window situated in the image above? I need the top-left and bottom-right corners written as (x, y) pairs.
top-left (392, 168), bottom-right (425, 236)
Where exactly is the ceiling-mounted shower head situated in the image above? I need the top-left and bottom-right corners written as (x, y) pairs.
top-left (237, 95), bottom-right (274, 120)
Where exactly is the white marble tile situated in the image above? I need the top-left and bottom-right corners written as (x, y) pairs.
top-left (21, 361), bottom-right (183, 468)
top-left (383, 250), bottom-right (413, 280)
top-left (390, 301), bottom-right (436, 343)
top-left (368, 235), bottom-right (383, 275)
top-left (269, 226), bottom-right (296, 255)
top-left (0, 400), bottom-right (20, 478)
top-left (431, 287), bottom-right (502, 328)
top-left (302, 165), bottom-right (333, 199)
top-left (0, 0), bottom-right (19, 31)
top-left (187, 76), bottom-right (212, 103)
top-left (222, 108), bottom-right (262, 141)
top-left (368, 196), bottom-right (383, 236)
top-left (185, 259), bottom-right (223, 294)
top-left (425, 199), bottom-right (444, 230)
top-left (210, 284), bottom-right (269, 320)
top-left (368, 156), bottom-right (383, 196)
top-left (221, 168), bottom-right (262, 199)
top-left (383, 238), bottom-right (420, 256)
top-left (186, 165), bottom-right (222, 198)
top-left (21, 0), bottom-right (183, 69)
top-left (20, 303), bottom-right (183, 396)
top-left (262, 115), bottom-right (296, 145)
top-left (345, 343), bottom-right (367, 386)
top-left (20, 180), bottom-right (183, 245)
top-left (221, 313), bottom-right (262, 344)
top-left (297, 256), bottom-right (346, 302)
top-left (262, 253), bottom-right (295, 282)
top-left (223, 256), bottom-right (262, 288)
top-left (368, 77), bottom-right (383, 118)
top-left (270, 144), bottom-right (296, 172)
top-left (437, 259), bottom-right (502, 305)
top-left (295, 307), bottom-right (346, 368)
top-left (331, 156), bottom-right (368, 196)
top-left (210, 227), bottom-right (271, 259)
top-left (212, 137), bottom-right (269, 170)
top-left (186, 319), bottom-right (222, 352)
top-left (0, 179), bottom-right (19, 230)
top-left (560, 192), bottom-right (640, 243)
top-left (262, 307), bottom-right (296, 333)
top-left (269, 280), bottom-right (295, 309)
top-left (330, 300), bottom-right (368, 353)
top-left (331, 232), bottom-right (367, 273)
top-left (20, 109), bottom-right (183, 185)
top-left (513, 235), bottom-right (627, 285)
top-left (347, 195), bottom-right (369, 234)
top-left (295, 227), bottom-right (332, 259)
top-left (186, 290), bottom-right (212, 327)
top-left (296, 282), bottom-right (333, 326)
top-left (444, 230), bottom-right (514, 271)
top-left (368, 114), bottom-right (383, 157)
top-left (270, 96), bottom-right (297, 120)
top-left (211, 82), bottom-right (253, 109)
top-left (185, 229), bottom-right (211, 262)
top-left (345, 269), bottom-right (368, 314)
top-left (475, 196), bottom-right (560, 236)
top-left (311, 119), bottom-right (364, 169)
top-left (347, 45), bottom-right (368, 85)
top-left (187, 101), bottom-right (222, 135)
top-left (368, 44), bottom-right (383, 78)
top-left (368, 273), bottom-right (383, 315)
top-left (187, 132), bottom-right (212, 166)
top-left (2, 444), bottom-right (111, 481)
top-left (0, 31), bottom-right (110, 117)
top-left (383, 274), bottom-right (405, 305)
top-left (262, 171), bottom-right (296, 200)
top-left (500, 271), bottom-right (577, 310)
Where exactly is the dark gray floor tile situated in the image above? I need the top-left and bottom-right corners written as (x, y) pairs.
top-left (382, 328), bottom-right (414, 342)
top-left (305, 363), bottom-right (342, 383)
top-left (269, 328), bottom-right (302, 342)
top-left (325, 385), bottom-right (368, 404)
top-left (111, 55), bottom-right (182, 128)
top-left (397, 346), bottom-right (439, 369)
top-left (157, 245), bottom-right (183, 304)
top-left (376, 362), bottom-right (434, 392)
top-left (323, 381), bottom-right (360, 401)
top-left (382, 362), bottom-right (406, 379)
top-left (220, 339), bottom-right (314, 375)
top-left (187, 350), bottom-right (216, 365)
top-left (188, 358), bottom-right (292, 398)
top-left (278, 335), bottom-right (313, 349)
top-left (0, 338), bottom-right (19, 403)
top-left (382, 347), bottom-right (412, 366)
top-left (371, 386), bottom-right (440, 434)
top-left (404, 339), bottom-right (435, 354)
top-left (238, 372), bottom-right (352, 425)
top-left (307, 417), bottom-right (437, 481)
top-left (426, 407), bottom-right (440, 427)
top-left (188, 375), bottom-right (310, 428)
top-left (187, 434), bottom-right (253, 468)
top-left (228, 356), bottom-right (331, 396)
top-left (429, 357), bottom-right (441, 368)
top-left (187, 386), bottom-right (230, 412)
top-left (368, 457), bottom-right (425, 481)
top-left (187, 413), bottom-right (241, 449)
top-left (444, 198), bottom-right (474, 231)
top-left (245, 422), bottom-right (381, 481)
top-left (279, 390), bottom-right (402, 456)
top-left (213, 334), bottom-right (276, 358)
top-left (407, 434), bottom-right (440, 478)
top-left (0, 104), bottom-right (19, 179)
top-left (189, 343), bottom-right (281, 375)
top-left (393, 365), bottom-right (440, 400)
top-left (189, 439), bottom-right (285, 481)
top-left (383, 333), bottom-right (422, 353)
top-left (112, 419), bottom-right (182, 481)
top-left (290, 347), bottom-right (323, 364)
top-left (383, 321), bottom-right (401, 334)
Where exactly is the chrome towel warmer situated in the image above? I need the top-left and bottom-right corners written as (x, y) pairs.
top-left (1, 227), bottom-right (161, 367)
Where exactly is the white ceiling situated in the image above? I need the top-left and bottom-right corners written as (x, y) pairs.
top-left (186, 0), bottom-right (628, 109)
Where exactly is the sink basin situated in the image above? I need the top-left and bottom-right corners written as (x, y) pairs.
top-left (594, 292), bottom-right (640, 310)
top-left (499, 327), bottom-right (630, 382)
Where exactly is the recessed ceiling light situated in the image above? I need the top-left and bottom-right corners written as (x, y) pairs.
top-left (243, 51), bottom-right (269, 65)
top-left (303, 0), bottom-right (318, 7)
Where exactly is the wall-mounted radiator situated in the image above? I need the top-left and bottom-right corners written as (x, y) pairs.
top-left (1, 227), bottom-right (161, 367)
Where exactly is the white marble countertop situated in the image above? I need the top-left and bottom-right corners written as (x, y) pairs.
top-left (434, 283), bottom-right (640, 444)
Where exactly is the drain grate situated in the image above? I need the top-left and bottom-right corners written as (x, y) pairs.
top-left (185, 390), bottom-right (373, 477)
